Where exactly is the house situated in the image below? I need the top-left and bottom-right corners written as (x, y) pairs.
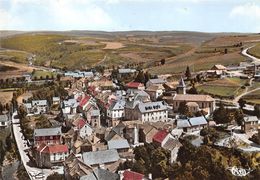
top-left (84, 106), bottom-right (101, 128)
top-left (176, 116), bottom-right (208, 132)
top-left (72, 118), bottom-right (93, 139)
top-left (145, 85), bottom-right (165, 101)
top-left (0, 114), bottom-right (10, 129)
top-left (166, 94), bottom-right (215, 114)
top-left (207, 64), bottom-right (227, 78)
top-left (82, 149), bottom-right (120, 167)
top-left (52, 97), bottom-right (60, 105)
top-left (188, 116), bottom-right (208, 131)
top-left (80, 168), bottom-right (119, 180)
top-left (125, 101), bottom-right (168, 123)
top-left (139, 123), bottom-right (159, 143)
top-left (35, 143), bottom-right (69, 168)
top-left (107, 139), bottom-right (130, 153)
top-left (105, 122), bottom-right (126, 142)
top-left (119, 170), bottom-right (145, 180)
top-left (152, 130), bottom-right (181, 163)
top-left (241, 116), bottom-right (259, 133)
top-left (65, 71), bottom-right (94, 78)
top-left (62, 98), bottom-right (78, 114)
top-left (23, 103), bottom-right (33, 114)
top-left (107, 100), bottom-right (125, 127)
top-left (34, 127), bottom-right (62, 146)
top-left (117, 69), bottom-right (137, 79)
top-left (146, 78), bottom-right (167, 88)
top-left (126, 82), bottom-right (145, 90)
top-left (32, 100), bottom-right (48, 114)
top-left (79, 96), bottom-right (94, 111)
top-left (64, 154), bottom-right (93, 180)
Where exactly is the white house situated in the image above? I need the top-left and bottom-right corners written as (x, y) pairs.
top-left (0, 114), bottom-right (10, 129)
top-left (146, 78), bottom-right (167, 88)
top-left (32, 100), bottom-right (48, 114)
top-left (62, 99), bottom-right (78, 114)
top-left (73, 118), bottom-right (93, 139)
top-left (107, 99), bottom-right (125, 127)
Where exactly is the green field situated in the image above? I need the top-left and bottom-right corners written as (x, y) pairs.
top-left (248, 43), bottom-right (260, 58)
top-left (0, 51), bottom-right (30, 64)
top-left (197, 78), bottom-right (247, 98)
top-left (1, 33), bottom-right (192, 70)
top-left (32, 70), bottom-right (56, 79)
top-left (242, 89), bottom-right (260, 105)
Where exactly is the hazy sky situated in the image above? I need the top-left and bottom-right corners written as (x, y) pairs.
top-left (1, 0), bottom-right (260, 32)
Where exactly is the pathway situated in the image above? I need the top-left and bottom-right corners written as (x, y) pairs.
top-left (241, 46), bottom-right (260, 65)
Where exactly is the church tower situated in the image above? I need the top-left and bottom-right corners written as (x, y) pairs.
top-left (177, 77), bottom-right (186, 94)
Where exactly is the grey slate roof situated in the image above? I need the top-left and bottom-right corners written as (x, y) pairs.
top-left (109, 100), bottom-right (125, 111)
top-left (80, 168), bottom-right (119, 180)
top-left (32, 100), bottom-right (47, 106)
top-left (138, 101), bottom-right (167, 113)
top-left (34, 127), bottom-right (62, 137)
top-left (118, 69), bottom-right (136, 74)
top-left (0, 115), bottom-right (9, 122)
top-left (189, 116), bottom-right (207, 126)
top-left (64, 99), bottom-right (78, 108)
top-left (108, 139), bottom-right (130, 150)
top-left (244, 116), bottom-right (258, 122)
top-left (82, 149), bottom-right (120, 165)
top-left (148, 78), bottom-right (166, 84)
top-left (177, 119), bottom-right (191, 128)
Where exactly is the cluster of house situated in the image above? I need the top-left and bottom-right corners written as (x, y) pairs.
top-left (15, 66), bottom-right (259, 179)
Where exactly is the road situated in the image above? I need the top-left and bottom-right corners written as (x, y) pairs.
top-left (241, 46), bottom-right (260, 65)
top-left (11, 111), bottom-right (62, 180)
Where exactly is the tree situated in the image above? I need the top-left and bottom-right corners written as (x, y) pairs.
top-left (212, 103), bottom-right (231, 124)
top-left (46, 173), bottom-right (64, 180)
top-left (185, 66), bottom-right (191, 80)
top-left (187, 86), bottom-right (198, 94)
top-left (161, 59), bottom-right (166, 65)
top-left (238, 99), bottom-right (246, 109)
top-left (224, 48), bottom-right (228, 54)
top-left (0, 103), bottom-right (3, 114)
top-left (178, 101), bottom-right (191, 116)
top-left (56, 74), bottom-right (61, 81)
top-left (254, 105), bottom-right (260, 118)
top-left (135, 71), bottom-right (146, 84)
top-left (234, 109), bottom-right (244, 126)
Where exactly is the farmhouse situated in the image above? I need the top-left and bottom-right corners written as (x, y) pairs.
top-left (241, 116), bottom-right (259, 133)
top-left (34, 127), bottom-right (62, 146)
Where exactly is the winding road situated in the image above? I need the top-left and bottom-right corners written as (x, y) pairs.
top-left (241, 46), bottom-right (260, 65)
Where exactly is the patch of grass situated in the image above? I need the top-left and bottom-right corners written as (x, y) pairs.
top-left (242, 89), bottom-right (260, 105)
top-left (32, 70), bottom-right (56, 79)
top-left (0, 51), bottom-right (29, 64)
top-left (248, 43), bottom-right (260, 58)
top-left (197, 77), bottom-right (247, 98)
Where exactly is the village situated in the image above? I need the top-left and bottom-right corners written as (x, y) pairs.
top-left (0, 46), bottom-right (259, 179)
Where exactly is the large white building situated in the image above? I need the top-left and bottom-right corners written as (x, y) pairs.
top-left (107, 99), bottom-right (125, 126)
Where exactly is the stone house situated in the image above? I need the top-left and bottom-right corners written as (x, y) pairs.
top-left (241, 116), bottom-right (259, 133)
top-left (34, 127), bottom-right (62, 146)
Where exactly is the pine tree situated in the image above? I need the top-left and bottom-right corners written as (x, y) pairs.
top-left (185, 66), bottom-right (191, 79)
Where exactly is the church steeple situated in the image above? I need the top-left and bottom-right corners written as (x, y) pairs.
top-left (177, 77), bottom-right (186, 94)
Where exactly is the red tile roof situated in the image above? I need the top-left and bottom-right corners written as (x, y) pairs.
top-left (78, 119), bottom-right (86, 129)
top-left (126, 82), bottom-right (143, 89)
top-left (41, 144), bottom-right (68, 154)
top-left (123, 170), bottom-right (144, 180)
top-left (153, 130), bottom-right (168, 144)
top-left (79, 96), bottom-right (91, 107)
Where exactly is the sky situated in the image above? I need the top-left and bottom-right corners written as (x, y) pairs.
top-left (1, 0), bottom-right (260, 32)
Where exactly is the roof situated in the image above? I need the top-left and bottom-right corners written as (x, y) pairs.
top-left (173, 94), bottom-right (214, 102)
top-left (82, 149), bottom-right (120, 165)
top-left (63, 98), bottom-right (78, 107)
top-left (178, 77), bottom-right (186, 87)
top-left (244, 116), bottom-right (258, 122)
top-left (32, 100), bottom-right (47, 106)
top-left (123, 170), bottom-right (144, 180)
top-left (148, 78), bottom-right (166, 85)
top-left (39, 144), bottom-right (68, 154)
top-left (211, 64), bottom-right (226, 70)
top-left (0, 114), bottom-right (9, 122)
top-left (52, 97), bottom-right (60, 101)
top-left (163, 138), bottom-right (181, 150)
top-left (80, 168), bottom-right (119, 180)
top-left (79, 96), bottom-right (92, 107)
top-left (108, 139), bottom-right (130, 150)
top-left (24, 103), bottom-right (32, 109)
top-left (138, 101), bottom-right (167, 113)
top-left (34, 127), bottom-right (62, 137)
top-left (126, 82), bottom-right (144, 88)
top-left (145, 85), bottom-right (164, 91)
top-left (153, 130), bottom-right (169, 144)
top-left (109, 100), bottom-right (125, 111)
top-left (77, 119), bottom-right (87, 129)
top-left (189, 116), bottom-right (207, 126)
top-left (177, 119), bottom-right (191, 128)
top-left (118, 69), bottom-right (136, 74)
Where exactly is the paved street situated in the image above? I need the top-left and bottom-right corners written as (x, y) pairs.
top-left (241, 46), bottom-right (260, 65)
top-left (11, 111), bottom-right (62, 180)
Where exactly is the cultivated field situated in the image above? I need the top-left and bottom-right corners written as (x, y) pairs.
top-left (197, 78), bottom-right (248, 98)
